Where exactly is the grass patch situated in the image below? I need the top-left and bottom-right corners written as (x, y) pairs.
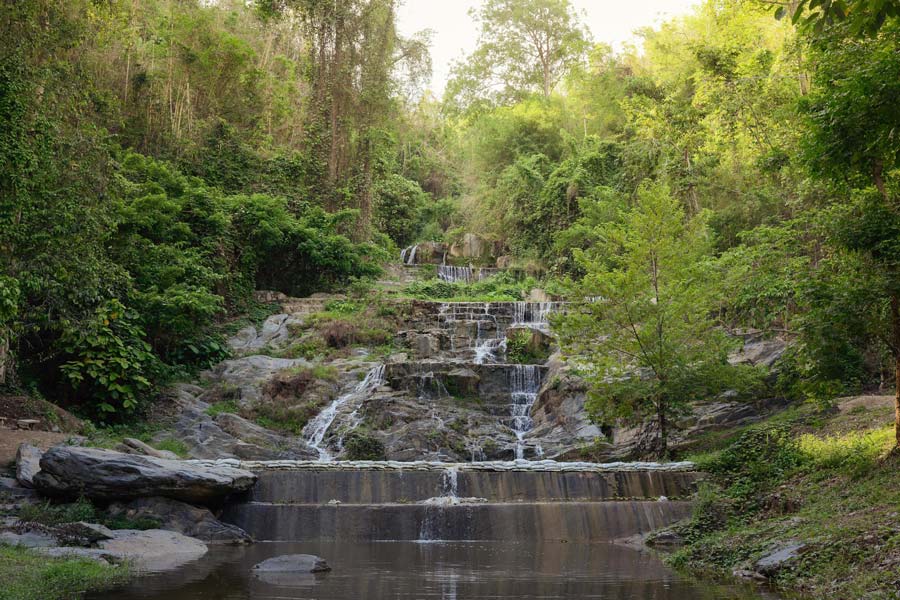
top-left (81, 422), bottom-right (189, 458)
top-left (671, 399), bottom-right (900, 598)
top-left (205, 399), bottom-right (240, 417)
top-left (0, 544), bottom-right (129, 600)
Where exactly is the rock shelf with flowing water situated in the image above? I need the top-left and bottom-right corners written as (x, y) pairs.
top-left (217, 460), bottom-right (699, 542)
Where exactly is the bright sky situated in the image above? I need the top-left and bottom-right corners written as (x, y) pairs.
top-left (396, 0), bottom-right (700, 95)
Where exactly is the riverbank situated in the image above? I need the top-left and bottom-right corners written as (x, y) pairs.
top-left (0, 545), bottom-right (128, 600)
top-left (668, 394), bottom-right (898, 599)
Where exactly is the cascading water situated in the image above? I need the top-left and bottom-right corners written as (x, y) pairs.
top-left (400, 244), bottom-right (419, 265)
top-left (438, 265), bottom-right (473, 283)
top-left (509, 365), bottom-right (542, 460)
top-left (303, 364), bottom-right (385, 461)
top-left (437, 265), bottom-right (501, 283)
top-left (512, 301), bottom-right (560, 331)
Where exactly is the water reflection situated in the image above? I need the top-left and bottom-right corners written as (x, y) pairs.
top-left (87, 540), bottom-right (781, 600)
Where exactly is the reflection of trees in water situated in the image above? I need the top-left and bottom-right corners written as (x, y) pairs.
top-left (89, 541), bottom-right (780, 600)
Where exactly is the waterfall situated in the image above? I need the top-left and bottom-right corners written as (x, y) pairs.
top-left (509, 365), bottom-right (542, 460)
top-left (438, 265), bottom-right (473, 283)
top-left (303, 364), bottom-right (385, 461)
top-left (512, 301), bottom-right (559, 331)
top-left (416, 371), bottom-right (451, 400)
top-left (437, 265), bottom-right (501, 283)
top-left (400, 244), bottom-right (419, 265)
top-left (474, 311), bottom-right (506, 364)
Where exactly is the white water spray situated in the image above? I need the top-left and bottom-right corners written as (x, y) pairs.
top-left (303, 364), bottom-right (385, 461)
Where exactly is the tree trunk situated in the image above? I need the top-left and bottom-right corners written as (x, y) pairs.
top-left (874, 159), bottom-right (888, 203)
top-left (657, 398), bottom-right (668, 459)
top-left (892, 293), bottom-right (900, 446)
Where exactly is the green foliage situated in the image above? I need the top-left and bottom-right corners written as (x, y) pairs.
top-left (18, 498), bottom-right (160, 531)
top-left (558, 182), bottom-right (762, 455)
top-left (404, 271), bottom-right (541, 302)
top-left (446, 0), bottom-right (589, 109)
top-left (0, 544), bottom-right (128, 600)
top-left (0, 276), bottom-right (19, 326)
top-left (703, 426), bottom-right (804, 504)
top-left (342, 430), bottom-right (387, 460)
top-left (59, 300), bottom-right (157, 415)
top-left (373, 174), bottom-right (428, 246)
top-left (205, 399), bottom-right (240, 418)
top-left (505, 329), bottom-right (550, 364)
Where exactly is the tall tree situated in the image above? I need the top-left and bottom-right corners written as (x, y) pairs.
top-left (445, 0), bottom-right (589, 111)
top-left (557, 182), bottom-right (756, 457)
top-left (799, 20), bottom-right (900, 444)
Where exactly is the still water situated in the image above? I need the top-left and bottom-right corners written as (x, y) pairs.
top-left (87, 540), bottom-right (780, 600)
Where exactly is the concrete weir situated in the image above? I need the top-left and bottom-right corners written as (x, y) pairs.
top-left (215, 460), bottom-right (701, 542)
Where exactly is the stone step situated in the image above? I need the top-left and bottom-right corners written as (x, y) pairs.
top-left (221, 500), bottom-right (693, 541)
top-left (241, 469), bottom-right (700, 504)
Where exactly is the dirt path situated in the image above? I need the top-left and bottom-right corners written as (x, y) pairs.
top-left (0, 428), bottom-right (70, 468)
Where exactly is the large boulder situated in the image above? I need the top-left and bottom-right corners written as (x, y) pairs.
top-left (449, 233), bottom-right (492, 260)
top-left (32, 445), bottom-right (256, 503)
top-left (97, 529), bottom-right (208, 571)
top-left (15, 443), bottom-right (42, 488)
top-left (115, 437), bottom-right (179, 460)
top-left (108, 496), bottom-right (252, 544)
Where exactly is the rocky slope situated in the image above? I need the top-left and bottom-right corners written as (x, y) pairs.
top-left (143, 262), bottom-right (790, 463)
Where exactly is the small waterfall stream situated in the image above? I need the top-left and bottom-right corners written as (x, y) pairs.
top-left (509, 365), bottom-right (542, 460)
top-left (303, 364), bottom-right (385, 461)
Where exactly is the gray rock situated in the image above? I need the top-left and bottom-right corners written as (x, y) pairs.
top-left (253, 554), bottom-right (331, 573)
top-left (645, 528), bottom-right (684, 547)
top-left (0, 529), bottom-right (59, 548)
top-left (35, 546), bottom-right (119, 565)
top-left (227, 315), bottom-right (304, 354)
top-left (32, 445), bottom-right (256, 503)
top-left (55, 521), bottom-right (115, 545)
top-left (754, 542), bottom-right (806, 577)
top-left (116, 438), bottom-right (180, 460)
top-left (15, 443), bottom-right (43, 488)
top-left (98, 529), bottom-right (208, 572)
top-left (108, 496), bottom-right (252, 544)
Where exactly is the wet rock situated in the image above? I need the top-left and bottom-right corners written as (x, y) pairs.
top-left (108, 497), bottom-right (252, 545)
top-left (32, 445), bottom-right (256, 503)
top-left (98, 529), bottom-right (208, 571)
top-left (409, 332), bottom-right (441, 358)
top-left (446, 368), bottom-right (479, 397)
top-left (754, 542), bottom-right (806, 577)
top-left (15, 443), bottom-right (42, 488)
top-left (253, 554), bottom-right (331, 574)
top-left (116, 437), bottom-right (180, 460)
top-left (154, 385), bottom-right (315, 461)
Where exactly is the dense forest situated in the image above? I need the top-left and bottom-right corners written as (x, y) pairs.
top-left (2, 1), bottom-right (900, 598)
top-left (3, 0), bottom-right (895, 436)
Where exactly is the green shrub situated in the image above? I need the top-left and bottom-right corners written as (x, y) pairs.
top-left (342, 431), bottom-right (386, 460)
top-left (704, 425), bottom-right (805, 505)
top-left (59, 300), bottom-right (157, 415)
top-left (505, 329), bottom-right (550, 364)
